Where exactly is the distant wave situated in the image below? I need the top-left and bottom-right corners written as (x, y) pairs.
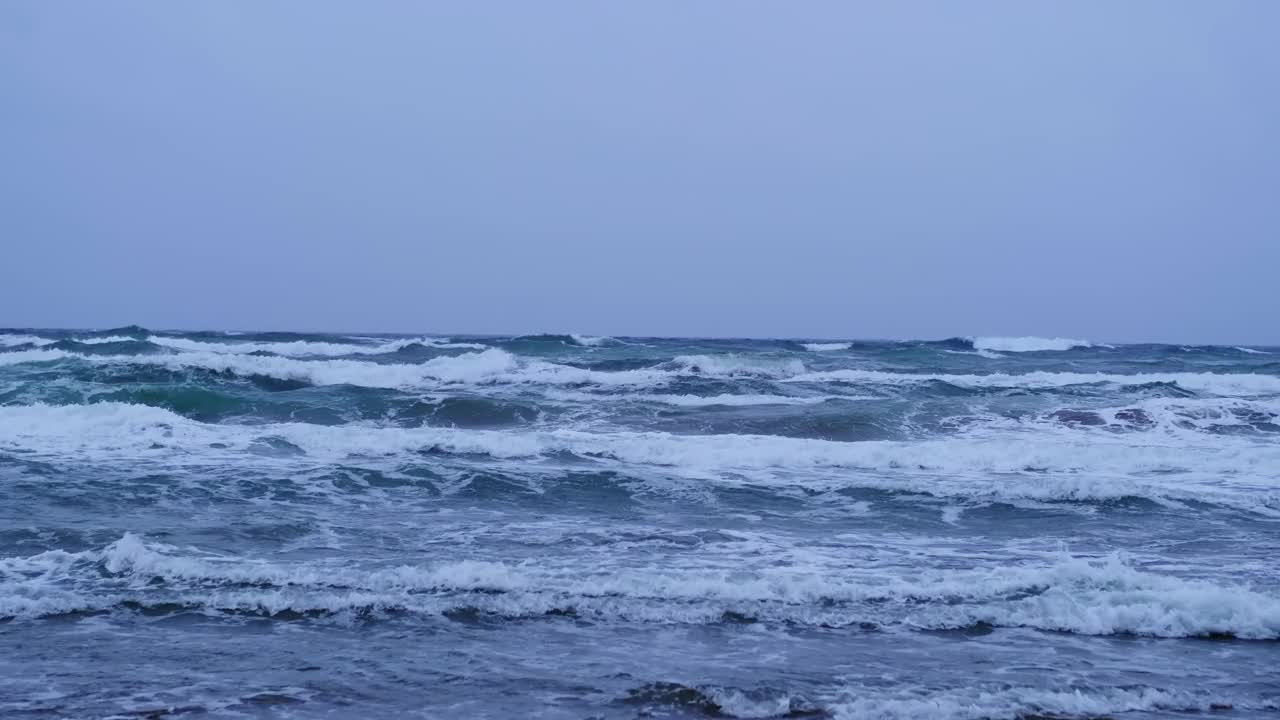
top-left (0, 334), bottom-right (55, 348)
top-left (942, 348), bottom-right (1005, 360)
top-left (0, 349), bottom-right (69, 366)
top-left (0, 331), bottom-right (485, 357)
top-left (0, 348), bottom-right (672, 389)
top-left (802, 342), bottom-right (851, 352)
top-left (149, 335), bottom-right (485, 356)
top-left (6, 347), bottom-right (1280, 397)
top-left (787, 368), bottom-right (1280, 397)
top-left (971, 336), bottom-right (1094, 353)
top-left (77, 335), bottom-right (144, 345)
top-left (1236, 346), bottom-right (1271, 355)
top-left (569, 334), bottom-right (614, 347)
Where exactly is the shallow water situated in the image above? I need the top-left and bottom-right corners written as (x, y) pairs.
top-left (2, 328), bottom-right (1278, 719)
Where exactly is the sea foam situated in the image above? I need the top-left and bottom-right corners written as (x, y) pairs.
top-left (6, 536), bottom-right (1278, 639)
top-left (4, 403), bottom-right (1278, 514)
top-left (971, 336), bottom-right (1094, 353)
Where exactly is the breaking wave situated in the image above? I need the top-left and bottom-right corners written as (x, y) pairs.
top-left (5, 535), bottom-right (1279, 641)
top-left (4, 327), bottom-right (1279, 717)
top-left (570, 334), bottom-right (615, 347)
top-left (3, 403), bottom-right (1278, 514)
top-left (826, 685), bottom-right (1261, 720)
top-left (148, 335), bottom-right (485, 356)
top-left (970, 336), bottom-right (1095, 353)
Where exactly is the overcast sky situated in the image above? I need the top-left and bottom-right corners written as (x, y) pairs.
top-left (2, 2), bottom-right (1276, 343)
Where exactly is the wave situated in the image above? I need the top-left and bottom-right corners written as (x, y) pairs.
top-left (570, 334), bottom-right (615, 347)
top-left (802, 342), bottom-right (851, 352)
top-left (970, 336), bottom-right (1095, 353)
top-left (0, 348), bottom-right (70, 366)
top-left (0, 349), bottom-right (672, 389)
top-left (1039, 397), bottom-right (1280, 435)
top-left (671, 354), bottom-right (807, 378)
top-left (6, 345), bottom-right (1279, 399)
top-left (496, 333), bottom-right (585, 350)
top-left (82, 324), bottom-right (150, 338)
top-left (76, 335), bottom-right (145, 345)
top-left (4, 403), bottom-right (1278, 514)
top-left (544, 390), bottom-right (841, 407)
top-left (622, 682), bottom-right (820, 719)
top-left (0, 334), bottom-right (55, 348)
top-left (47, 339), bottom-right (167, 357)
top-left (630, 393), bottom-right (838, 407)
top-left (787, 368), bottom-right (1280, 397)
top-left (1236, 346), bottom-right (1271, 355)
top-left (6, 535), bottom-right (1279, 640)
top-left (826, 685), bottom-right (1257, 720)
top-left (148, 335), bottom-right (485, 356)
top-left (942, 348), bottom-right (1005, 360)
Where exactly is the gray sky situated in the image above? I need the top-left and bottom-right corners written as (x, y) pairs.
top-left (2, 2), bottom-right (1277, 343)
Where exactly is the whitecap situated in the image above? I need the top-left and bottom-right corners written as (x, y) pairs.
top-left (671, 354), bottom-right (806, 378)
top-left (0, 349), bottom-right (71, 366)
top-left (0, 334), bottom-right (56, 348)
top-left (75, 335), bottom-right (142, 345)
top-left (148, 335), bottom-right (485, 357)
top-left (971, 336), bottom-right (1093, 353)
top-left (8, 536), bottom-right (1279, 640)
top-left (4, 403), bottom-right (1279, 514)
top-left (827, 684), bottom-right (1247, 720)
top-left (786, 368), bottom-right (1280, 397)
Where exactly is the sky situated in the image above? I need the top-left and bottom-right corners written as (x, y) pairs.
top-left (1, 2), bottom-right (1277, 344)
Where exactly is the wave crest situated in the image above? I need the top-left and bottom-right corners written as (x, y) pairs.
top-left (971, 336), bottom-right (1095, 353)
top-left (4, 403), bottom-right (1279, 514)
top-left (6, 536), bottom-right (1279, 640)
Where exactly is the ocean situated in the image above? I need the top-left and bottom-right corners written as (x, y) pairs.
top-left (1, 327), bottom-right (1278, 719)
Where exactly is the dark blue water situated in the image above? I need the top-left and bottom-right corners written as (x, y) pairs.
top-left (2, 329), bottom-right (1278, 719)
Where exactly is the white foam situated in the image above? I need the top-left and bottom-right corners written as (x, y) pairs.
top-left (75, 335), bottom-right (141, 345)
top-left (828, 685), bottom-right (1239, 720)
top-left (9, 536), bottom-right (1279, 639)
top-left (971, 336), bottom-right (1093, 353)
top-left (802, 342), bottom-right (851, 352)
top-left (147, 335), bottom-right (485, 356)
top-left (0, 349), bottom-right (71, 366)
top-left (787, 368), bottom-right (1280, 396)
top-left (570, 334), bottom-right (614, 347)
top-left (0, 334), bottom-right (55, 348)
top-left (4, 403), bottom-right (1278, 513)
top-left (545, 390), bottom-right (841, 407)
top-left (6, 344), bottom-right (1276, 399)
top-left (919, 553), bottom-right (1280, 639)
top-left (36, 349), bottom-right (670, 389)
top-left (671, 354), bottom-right (806, 378)
top-left (1094, 396), bottom-right (1280, 432)
top-left (705, 688), bottom-right (804, 719)
top-left (642, 393), bottom-right (836, 407)
top-left (1236, 346), bottom-right (1270, 355)
top-left (942, 349), bottom-right (1005, 360)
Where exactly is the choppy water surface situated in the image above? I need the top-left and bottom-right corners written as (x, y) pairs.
top-left (2, 328), bottom-right (1278, 719)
